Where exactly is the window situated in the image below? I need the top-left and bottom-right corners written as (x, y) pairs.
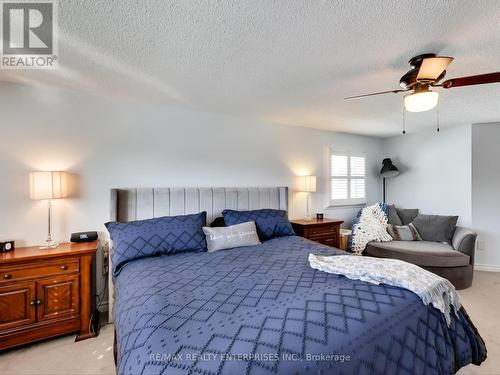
top-left (330, 152), bottom-right (366, 205)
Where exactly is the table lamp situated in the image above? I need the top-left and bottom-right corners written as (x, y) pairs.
top-left (300, 175), bottom-right (316, 220)
top-left (30, 171), bottom-right (69, 249)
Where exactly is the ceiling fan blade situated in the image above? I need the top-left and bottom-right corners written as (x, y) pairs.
top-left (440, 72), bottom-right (500, 89)
top-left (344, 89), bottom-right (407, 100)
top-left (417, 56), bottom-right (453, 82)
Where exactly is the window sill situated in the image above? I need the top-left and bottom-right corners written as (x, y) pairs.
top-left (325, 203), bottom-right (366, 209)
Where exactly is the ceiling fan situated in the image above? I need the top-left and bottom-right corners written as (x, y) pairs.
top-left (345, 53), bottom-right (500, 112)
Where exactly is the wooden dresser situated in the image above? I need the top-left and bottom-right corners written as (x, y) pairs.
top-left (291, 218), bottom-right (344, 248)
top-left (0, 241), bottom-right (98, 350)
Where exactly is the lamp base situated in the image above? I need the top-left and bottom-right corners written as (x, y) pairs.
top-left (39, 240), bottom-right (58, 249)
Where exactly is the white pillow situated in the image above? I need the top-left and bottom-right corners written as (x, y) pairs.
top-left (203, 221), bottom-right (261, 253)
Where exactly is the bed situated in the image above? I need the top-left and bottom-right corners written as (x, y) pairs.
top-left (109, 187), bottom-right (486, 375)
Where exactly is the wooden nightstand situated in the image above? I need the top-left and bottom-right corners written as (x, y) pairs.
top-left (291, 219), bottom-right (343, 248)
top-left (0, 241), bottom-right (98, 350)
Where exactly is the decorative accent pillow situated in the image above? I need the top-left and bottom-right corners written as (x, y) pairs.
top-left (222, 209), bottom-right (295, 241)
top-left (412, 214), bottom-right (459, 244)
top-left (105, 212), bottom-right (207, 276)
top-left (387, 204), bottom-right (404, 225)
top-left (387, 223), bottom-right (422, 241)
top-left (203, 221), bottom-right (261, 253)
top-left (396, 208), bottom-right (419, 225)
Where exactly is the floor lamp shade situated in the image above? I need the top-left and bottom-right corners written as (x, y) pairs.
top-left (380, 159), bottom-right (399, 178)
top-left (380, 159), bottom-right (399, 204)
top-left (30, 171), bottom-right (69, 200)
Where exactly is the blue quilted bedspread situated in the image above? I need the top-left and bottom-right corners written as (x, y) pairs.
top-left (114, 236), bottom-right (486, 375)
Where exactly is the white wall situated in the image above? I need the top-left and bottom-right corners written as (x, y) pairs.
top-left (381, 125), bottom-right (472, 226)
top-left (472, 123), bottom-right (500, 270)
top-left (0, 84), bottom-right (383, 308)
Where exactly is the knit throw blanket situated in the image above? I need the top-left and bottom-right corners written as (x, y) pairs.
top-left (309, 254), bottom-right (461, 326)
top-left (351, 203), bottom-right (392, 255)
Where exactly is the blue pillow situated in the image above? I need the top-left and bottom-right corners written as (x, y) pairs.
top-left (222, 209), bottom-right (295, 241)
top-left (105, 212), bottom-right (207, 276)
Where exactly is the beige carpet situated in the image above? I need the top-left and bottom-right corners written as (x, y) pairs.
top-left (457, 271), bottom-right (500, 375)
top-left (0, 322), bottom-right (115, 375)
top-left (1, 271), bottom-right (498, 375)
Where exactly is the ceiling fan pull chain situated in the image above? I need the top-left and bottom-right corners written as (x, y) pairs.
top-left (437, 104), bottom-right (440, 133)
top-left (402, 105), bottom-right (406, 135)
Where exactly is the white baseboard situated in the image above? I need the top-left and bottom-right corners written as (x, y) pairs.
top-left (474, 264), bottom-right (500, 272)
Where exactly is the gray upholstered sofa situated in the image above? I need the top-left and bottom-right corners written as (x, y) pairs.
top-left (364, 207), bottom-right (477, 290)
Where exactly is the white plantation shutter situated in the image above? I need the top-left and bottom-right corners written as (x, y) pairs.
top-left (331, 155), bottom-right (348, 200)
top-left (331, 152), bottom-right (366, 205)
top-left (331, 179), bottom-right (348, 200)
top-left (350, 179), bottom-right (365, 199)
top-left (331, 155), bottom-right (348, 177)
top-left (350, 156), bottom-right (365, 177)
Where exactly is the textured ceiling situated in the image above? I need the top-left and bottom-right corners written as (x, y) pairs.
top-left (2, 0), bottom-right (500, 137)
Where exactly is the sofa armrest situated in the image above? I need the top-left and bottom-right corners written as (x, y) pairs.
top-left (452, 226), bottom-right (477, 263)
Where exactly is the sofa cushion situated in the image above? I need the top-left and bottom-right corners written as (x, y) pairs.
top-left (412, 214), bottom-right (458, 244)
top-left (387, 223), bottom-right (422, 241)
top-left (387, 205), bottom-right (403, 225)
top-left (396, 208), bottom-right (419, 225)
top-left (365, 240), bottom-right (470, 267)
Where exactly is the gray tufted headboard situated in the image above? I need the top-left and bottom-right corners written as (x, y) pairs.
top-left (108, 186), bottom-right (288, 321)
top-left (110, 187), bottom-right (288, 223)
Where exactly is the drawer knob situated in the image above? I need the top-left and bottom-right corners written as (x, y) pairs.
top-left (36, 299), bottom-right (43, 305)
top-left (30, 300), bottom-right (36, 306)
top-left (60, 265), bottom-right (68, 270)
top-left (3, 274), bottom-right (11, 279)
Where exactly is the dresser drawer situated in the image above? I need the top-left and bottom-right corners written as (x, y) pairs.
top-left (0, 259), bottom-right (80, 283)
top-left (304, 225), bottom-right (336, 237)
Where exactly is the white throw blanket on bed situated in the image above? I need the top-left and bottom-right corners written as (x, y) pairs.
top-left (351, 203), bottom-right (392, 255)
top-left (309, 254), bottom-right (461, 326)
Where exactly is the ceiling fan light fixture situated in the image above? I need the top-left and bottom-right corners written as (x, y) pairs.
top-left (404, 89), bottom-right (439, 112)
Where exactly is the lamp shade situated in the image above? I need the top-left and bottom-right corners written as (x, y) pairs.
top-left (380, 159), bottom-right (399, 178)
top-left (301, 175), bottom-right (317, 193)
top-left (29, 171), bottom-right (69, 200)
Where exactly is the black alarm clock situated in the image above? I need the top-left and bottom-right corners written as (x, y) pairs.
top-left (1, 240), bottom-right (15, 252)
top-left (70, 231), bottom-right (98, 243)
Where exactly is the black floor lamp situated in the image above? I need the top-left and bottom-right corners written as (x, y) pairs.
top-left (380, 158), bottom-right (399, 204)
